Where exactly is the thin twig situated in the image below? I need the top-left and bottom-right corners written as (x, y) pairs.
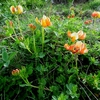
top-left (86, 64), bottom-right (91, 75)
top-left (0, 67), bottom-right (6, 75)
top-left (13, 87), bottom-right (20, 100)
top-left (79, 79), bottom-right (98, 100)
top-left (83, 83), bottom-right (98, 100)
top-left (79, 83), bottom-right (91, 100)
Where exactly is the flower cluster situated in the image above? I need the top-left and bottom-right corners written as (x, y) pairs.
top-left (67, 30), bottom-right (86, 42)
top-left (28, 24), bottom-right (36, 31)
top-left (10, 5), bottom-right (23, 14)
top-left (67, 6), bottom-right (75, 19)
top-left (64, 41), bottom-right (88, 54)
top-left (91, 11), bottom-right (100, 18)
top-left (67, 14), bottom-right (75, 18)
top-left (36, 15), bottom-right (52, 28)
top-left (64, 30), bottom-right (88, 54)
top-left (84, 20), bottom-right (92, 25)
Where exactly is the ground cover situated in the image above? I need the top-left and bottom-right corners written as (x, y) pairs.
top-left (0, 0), bottom-right (100, 100)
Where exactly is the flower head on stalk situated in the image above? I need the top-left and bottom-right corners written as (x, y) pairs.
top-left (91, 11), bottom-right (100, 18)
top-left (12, 69), bottom-right (20, 76)
top-left (84, 20), bottom-right (92, 25)
top-left (64, 41), bottom-right (88, 54)
top-left (10, 5), bottom-right (23, 14)
top-left (9, 21), bottom-right (13, 27)
top-left (36, 15), bottom-right (52, 28)
top-left (28, 24), bottom-right (36, 31)
top-left (67, 14), bottom-right (75, 19)
top-left (67, 30), bottom-right (86, 42)
top-left (67, 31), bottom-right (78, 42)
top-left (78, 30), bottom-right (86, 40)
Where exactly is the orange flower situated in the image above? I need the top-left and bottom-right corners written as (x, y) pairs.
top-left (12, 69), bottom-right (20, 75)
top-left (67, 31), bottom-right (78, 42)
top-left (67, 30), bottom-right (71, 37)
top-left (64, 41), bottom-right (88, 54)
top-left (9, 21), bottom-right (13, 27)
top-left (71, 14), bottom-right (75, 18)
top-left (10, 6), bottom-right (16, 14)
top-left (28, 24), bottom-right (36, 30)
top-left (84, 20), bottom-right (92, 24)
top-left (10, 5), bottom-right (23, 14)
top-left (67, 14), bottom-right (75, 18)
top-left (74, 41), bottom-right (88, 54)
top-left (40, 15), bottom-right (52, 27)
top-left (91, 11), bottom-right (99, 18)
top-left (80, 46), bottom-right (88, 54)
top-left (64, 44), bottom-right (70, 50)
top-left (67, 30), bottom-right (86, 41)
top-left (78, 30), bottom-right (86, 40)
top-left (67, 15), bottom-right (71, 18)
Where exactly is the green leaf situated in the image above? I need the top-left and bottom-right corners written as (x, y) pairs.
top-left (26, 64), bottom-right (33, 75)
top-left (2, 48), bottom-right (8, 61)
top-left (58, 93), bottom-right (68, 100)
top-left (19, 42), bottom-right (26, 49)
top-left (25, 37), bottom-right (30, 47)
top-left (4, 60), bottom-right (10, 67)
top-left (36, 29), bottom-right (41, 37)
top-left (38, 52), bottom-right (45, 58)
top-left (52, 96), bottom-right (57, 100)
top-left (8, 52), bottom-right (17, 60)
top-left (66, 83), bottom-right (79, 99)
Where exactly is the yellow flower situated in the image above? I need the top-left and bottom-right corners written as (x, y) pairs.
top-left (40, 15), bottom-right (52, 27)
top-left (17, 5), bottom-right (23, 14)
top-left (97, 12), bottom-right (100, 18)
top-left (70, 32), bottom-right (78, 42)
top-left (67, 31), bottom-right (78, 42)
top-left (35, 17), bottom-right (40, 24)
top-left (10, 6), bottom-right (16, 14)
top-left (10, 5), bottom-right (23, 14)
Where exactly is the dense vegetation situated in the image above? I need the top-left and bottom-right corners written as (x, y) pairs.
top-left (0, 0), bottom-right (100, 100)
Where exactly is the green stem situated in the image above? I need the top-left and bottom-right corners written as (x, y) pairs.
top-left (32, 31), bottom-right (38, 67)
top-left (26, 47), bottom-right (33, 54)
top-left (93, 18), bottom-right (97, 32)
top-left (29, 84), bottom-right (51, 91)
top-left (75, 54), bottom-right (79, 77)
top-left (10, 35), bottom-right (16, 41)
top-left (33, 31), bottom-right (37, 57)
top-left (19, 75), bottom-right (29, 84)
top-left (75, 54), bottom-right (78, 68)
top-left (12, 27), bottom-right (18, 40)
top-left (16, 15), bottom-right (24, 38)
top-left (20, 75), bottom-right (50, 91)
top-left (72, 54), bottom-right (74, 67)
top-left (42, 27), bottom-right (45, 52)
